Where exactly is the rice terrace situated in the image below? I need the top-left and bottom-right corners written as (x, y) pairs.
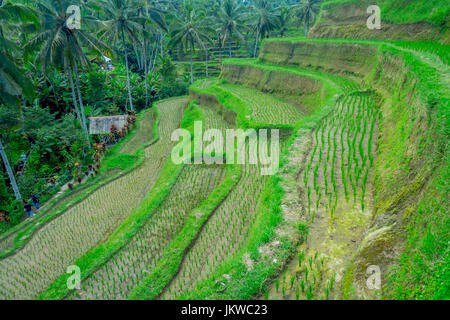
top-left (0, 0), bottom-right (448, 304)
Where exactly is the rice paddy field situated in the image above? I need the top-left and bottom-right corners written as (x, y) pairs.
top-left (1, 7), bottom-right (448, 301)
top-left (69, 163), bottom-right (225, 300)
top-left (0, 98), bottom-right (186, 299)
top-left (217, 83), bottom-right (303, 125)
top-left (161, 154), bottom-right (268, 299)
top-left (0, 109), bottom-right (158, 255)
top-left (266, 91), bottom-right (380, 300)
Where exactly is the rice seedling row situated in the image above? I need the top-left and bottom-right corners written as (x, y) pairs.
top-left (161, 147), bottom-right (268, 299)
top-left (267, 91), bottom-right (379, 300)
top-left (303, 92), bottom-right (379, 220)
top-left (68, 164), bottom-right (224, 300)
top-left (160, 100), bottom-right (279, 299)
top-left (218, 83), bottom-right (303, 125)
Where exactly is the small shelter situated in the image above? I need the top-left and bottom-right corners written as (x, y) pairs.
top-left (89, 115), bottom-right (128, 135)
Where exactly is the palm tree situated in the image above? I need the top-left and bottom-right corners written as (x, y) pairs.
top-left (25, 0), bottom-right (111, 147)
top-left (0, 1), bottom-right (37, 108)
top-left (295, 0), bottom-right (321, 38)
top-left (0, 1), bottom-right (39, 201)
top-left (249, 0), bottom-right (279, 58)
top-left (217, 0), bottom-right (246, 58)
top-left (168, 1), bottom-right (211, 84)
top-left (98, 0), bottom-right (166, 111)
top-left (277, 5), bottom-right (292, 37)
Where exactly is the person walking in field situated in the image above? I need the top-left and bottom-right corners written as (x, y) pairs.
top-left (31, 193), bottom-right (40, 211)
top-left (23, 201), bottom-right (34, 218)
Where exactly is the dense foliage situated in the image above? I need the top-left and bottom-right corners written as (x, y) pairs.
top-left (0, 0), bottom-right (318, 229)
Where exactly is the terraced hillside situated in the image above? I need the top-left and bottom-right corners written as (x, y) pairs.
top-left (256, 38), bottom-right (448, 300)
top-left (182, 68), bottom-right (373, 300)
top-left (0, 98), bottom-right (187, 299)
top-left (69, 164), bottom-right (224, 300)
top-left (1, 12), bottom-right (447, 301)
top-left (153, 38), bottom-right (447, 300)
top-left (266, 91), bottom-right (380, 300)
top-left (0, 0), bottom-right (447, 304)
top-left (66, 104), bottom-right (229, 300)
top-left (311, 0), bottom-right (449, 43)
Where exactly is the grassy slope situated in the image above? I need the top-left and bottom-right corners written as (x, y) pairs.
top-left (322, 0), bottom-right (448, 26)
top-left (264, 37), bottom-right (450, 66)
top-left (313, 0), bottom-right (449, 43)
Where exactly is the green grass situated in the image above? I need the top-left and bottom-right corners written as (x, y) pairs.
top-left (321, 0), bottom-right (449, 26)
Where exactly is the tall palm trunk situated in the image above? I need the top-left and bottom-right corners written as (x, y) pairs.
top-left (72, 57), bottom-right (90, 147)
top-left (0, 139), bottom-right (22, 201)
top-left (305, 12), bottom-right (310, 38)
top-left (66, 60), bottom-right (89, 145)
top-left (228, 35), bottom-right (232, 58)
top-left (152, 42), bottom-right (158, 71)
top-left (190, 41), bottom-right (194, 84)
top-left (253, 27), bottom-right (260, 58)
top-left (221, 42), bottom-right (225, 66)
top-left (133, 39), bottom-right (142, 70)
top-left (205, 47), bottom-right (209, 78)
top-left (122, 29), bottom-right (134, 111)
top-left (144, 38), bottom-right (149, 108)
top-left (160, 29), bottom-right (164, 57)
top-left (141, 41), bottom-right (146, 70)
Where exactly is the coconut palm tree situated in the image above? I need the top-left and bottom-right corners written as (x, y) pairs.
top-left (295, 0), bottom-right (321, 38)
top-left (217, 0), bottom-right (247, 58)
top-left (168, 1), bottom-right (211, 84)
top-left (97, 0), bottom-right (166, 111)
top-left (249, 0), bottom-right (279, 58)
top-left (276, 5), bottom-right (293, 37)
top-left (0, 1), bottom-right (37, 108)
top-left (25, 0), bottom-right (111, 147)
top-left (0, 1), bottom-right (39, 201)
